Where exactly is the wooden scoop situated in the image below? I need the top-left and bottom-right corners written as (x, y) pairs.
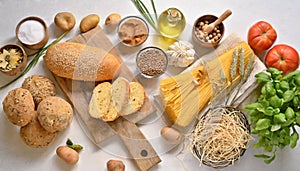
top-left (203, 9), bottom-right (232, 34)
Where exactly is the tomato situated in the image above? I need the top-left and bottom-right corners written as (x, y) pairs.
top-left (265, 44), bottom-right (299, 75)
top-left (248, 21), bottom-right (277, 52)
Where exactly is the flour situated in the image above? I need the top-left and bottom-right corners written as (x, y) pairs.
top-left (17, 20), bottom-right (45, 45)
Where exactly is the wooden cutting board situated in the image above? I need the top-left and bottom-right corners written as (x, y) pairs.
top-left (53, 26), bottom-right (161, 171)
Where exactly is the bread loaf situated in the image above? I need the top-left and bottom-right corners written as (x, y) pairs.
top-left (121, 82), bottom-right (145, 116)
top-left (2, 88), bottom-right (35, 126)
top-left (44, 42), bottom-right (120, 81)
top-left (22, 75), bottom-right (56, 106)
top-left (89, 82), bottom-right (119, 121)
top-left (111, 77), bottom-right (130, 113)
top-left (37, 96), bottom-right (73, 133)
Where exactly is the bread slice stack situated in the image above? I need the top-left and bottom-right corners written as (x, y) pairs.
top-left (88, 77), bottom-right (145, 122)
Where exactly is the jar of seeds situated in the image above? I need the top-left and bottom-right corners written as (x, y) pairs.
top-left (192, 15), bottom-right (224, 47)
top-left (136, 46), bottom-right (168, 78)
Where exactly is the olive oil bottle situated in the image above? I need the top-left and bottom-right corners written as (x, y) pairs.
top-left (158, 8), bottom-right (186, 38)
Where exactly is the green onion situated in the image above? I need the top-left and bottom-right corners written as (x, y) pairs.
top-left (0, 31), bottom-right (69, 90)
top-left (150, 0), bottom-right (158, 21)
top-left (132, 0), bottom-right (158, 31)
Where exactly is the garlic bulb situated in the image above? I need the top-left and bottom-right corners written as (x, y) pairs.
top-left (166, 41), bottom-right (195, 67)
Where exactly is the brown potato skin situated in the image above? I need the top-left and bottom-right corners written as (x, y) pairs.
top-left (56, 146), bottom-right (79, 165)
top-left (107, 159), bottom-right (125, 171)
top-left (54, 12), bottom-right (76, 31)
top-left (79, 14), bottom-right (100, 33)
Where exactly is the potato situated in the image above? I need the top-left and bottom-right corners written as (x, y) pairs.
top-left (56, 146), bottom-right (79, 165)
top-left (79, 14), bottom-right (100, 33)
top-left (54, 12), bottom-right (76, 31)
top-left (105, 13), bottom-right (121, 27)
top-left (160, 126), bottom-right (182, 144)
top-left (107, 160), bottom-right (125, 171)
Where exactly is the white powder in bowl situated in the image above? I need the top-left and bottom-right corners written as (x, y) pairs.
top-left (17, 20), bottom-right (45, 45)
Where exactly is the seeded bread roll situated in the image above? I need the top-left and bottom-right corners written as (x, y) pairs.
top-left (88, 82), bottom-right (119, 121)
top-left (44, 42), bottom-right (120, 81)
top-left (22, 75), bottom-right (56, 106)
top-left (2, 88), bottom-right (35, 126)
top-left (20, 111), bottom-right (56, 148)
top-left (121, 82), bottom-right (145, 116)
top-left (37, 96), bottom-right (73, 133)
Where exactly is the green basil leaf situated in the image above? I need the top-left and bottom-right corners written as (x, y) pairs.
top-left (283, 90), bottom-right (295, 103)
top-left (265, 108), bottom-right (274, 116)
top-left (285, 107), bottom-right (295, 120)
top-left (290, 131), bottom-right (299, 149)
top-left (280, 81), bottom-right (289, 91)
top-left (293, 96), bottom-right (300, 108)
top-left (254, 138), bottom-right (266, 148)
top-left (245, 103), bottom-right (262, 110)
top-left (265, 82), bottom-right (276, 96)
top-left (254, 154), bottom-right (271, 159)
top-left (274, 108), bottom-right (281, 114)
top-left (256, 118), bottom-right (271, 130)
top-left (271, 125), bottom-right (281, 132)
top-left (296, 116), bottom-right (300, 125)
top-left (267, 67), bottom-right (282, 76)
top-left (274, 113), bottom-right (286, 124)
top-left (282, 119), bottom-right (295, 127)
top-left (283, 70), bottom-right (300, 81)
top-left (270, 95), bottom-right (283, 108)
top-left (255, 72), bottom-right (271, 83)
top-left (264, 153), bottom-right (276, 164)
top-left (296, 112), bottom-right (300, 117)
top-left (294, 74), bottom-right (300, 86)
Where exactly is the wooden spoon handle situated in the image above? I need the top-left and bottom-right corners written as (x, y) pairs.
top-left (214, 9), bottom-right (232, 26)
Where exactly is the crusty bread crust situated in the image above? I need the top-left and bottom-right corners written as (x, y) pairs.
top-left (2, 88), bottom-right (35, 126)
top-left (44, 42), bottom-right (120, 81)
top-left (37, 96), bottom-right (73, 133)
top-left (22, 75), bottom-right (56, 106)
top-left (20, 112), bottom-right (56, 148)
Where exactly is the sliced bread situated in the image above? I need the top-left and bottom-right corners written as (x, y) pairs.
top-left (111, 77), bottom-right (130, 113)
top-left (121, 82), bottom-right (145, 115)
top-left (88, 82), bottom-right (119, 121)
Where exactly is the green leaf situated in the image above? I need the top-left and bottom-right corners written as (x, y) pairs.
top-left (265, 82), bottom-right (276, 96)
top-left (285, 107), bottom-right (295, 120)
top-left (293, 96), bottom-right (300, 108)
top-left (255, 72), bottom-right (271, 83)
top-left (274, 113), bottom-right (287, 124)
top-left (271, 125), bottom-right (281, 132)
top-left (283, 90), bottom-right (295, 103)
top-left (254, 138), bottom-right (266, 148)
top-left (68, 144), bottom-right (83, 153)
top-left (290, 131), bottom-right (299, 149)
top-left (254, 154), bottom-right (271, 159)
top-left (267, 67), bottom-right (282, 76)
top-left (282, 119), bottom-right (295, 127)
top-left (66, 138), bottom-right (73, 146)
top-left (280, 81), bottom-right (290, 91)
top-left (245, 103), bottom-right (262, 110)
top-left (270, 95), bottom-right (283, 108)
top-left (283, 70), bottom-right (300, 81)
top-left (256, 118), bottom-right (271, 130)
top-left (264, 153), bottom-right (276, 164)
top-left (294, 74), bottom-right (300, 86)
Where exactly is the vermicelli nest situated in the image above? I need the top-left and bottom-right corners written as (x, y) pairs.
top-left (190, 107), bottom-right (251, 169)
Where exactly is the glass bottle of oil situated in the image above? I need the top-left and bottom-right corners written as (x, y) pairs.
top-left (158, 8), bottom-right (186, 38)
